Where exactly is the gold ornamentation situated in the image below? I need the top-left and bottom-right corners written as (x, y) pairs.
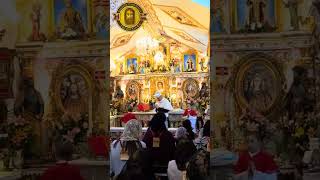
top-left (232, 53), bottom-right (285, 116)
top-left (126, 80), bottom-right (141, 100)
top-left (182, 78), bottom-right (199, 98)
top-left (111, 33), bottom-right (134, 48)
top-left (156, 5), bottom-right (205, 29)
top-left (170, 29), bottom-right (202, 44)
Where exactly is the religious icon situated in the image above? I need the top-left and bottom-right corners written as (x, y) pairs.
top-left (126, 81), bottom-right (140, 100)
top-left (235, 60), bottom-right (281, 114)
top-left (127, 58), bottom-right (137, 74)
top-left (60, 74), bottom-right (88, 118)
top-left (124, 8), bottom-right (135, 25)
top-left (29, 2), bottom-right (46, 41)
top-left (183, 79), bottom-right (199, 98)
top-left (237, 0), bottom-right (275, 32)
top-left (157, 81), bottom-right (164, 94)
top-left (55, 0), bottom-right (86, 39)
top-left (283, 0), bottom-right (300, 30)
top-left (94, 5), bottom-right (108, 39)
top-left (183, 54), bottom-right (196, 72)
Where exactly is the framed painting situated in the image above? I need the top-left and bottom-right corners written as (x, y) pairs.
top-left (183, 51), bottom-right (197, 72)
top-left (182, 78), bottom-right (199, 98)
top-left (234, 0), bottom-right (276, 32)
top-left (51, 0), bottom-right (92, 40)
top-left (234, 54), bottom-right (285, 115)
top-left (0, 49), bottom-right (14, 98)
top-left (126, 55), bottom-right (139, 74)
top-left (126, 80), bottom-right (140, 100)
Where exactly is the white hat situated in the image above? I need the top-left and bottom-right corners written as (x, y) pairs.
top-left (154, 92), bottom-right (161, 98)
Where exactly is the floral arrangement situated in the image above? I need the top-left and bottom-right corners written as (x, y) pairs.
top-left (7, 116), bottom-right (33, 150)
top-left (278, 112), bottom-right (319, 161)
top-left (238, 108), bottom-right (276, 141)
top-left (52, 113), bottom-right (89, 145)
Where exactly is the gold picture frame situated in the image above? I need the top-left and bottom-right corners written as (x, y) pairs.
top-left (48, 0), bottom-right (93, 39)
top-left (182, 78), bottom-right (199, 99)
top-left (182, 50), bottom-right (198, 72)
top-left (125, 54), bottom-right (140, 74)
top-left (233, 53), bottom-right (285, 116)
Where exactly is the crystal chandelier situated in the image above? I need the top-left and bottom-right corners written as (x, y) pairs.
top-left (135, 37), bottom-right (159, 55)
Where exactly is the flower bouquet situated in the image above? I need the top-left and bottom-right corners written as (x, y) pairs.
top-left (52, 113), bottom-right (89, 145)
top-left (7, 116), bottom-right (32, 150)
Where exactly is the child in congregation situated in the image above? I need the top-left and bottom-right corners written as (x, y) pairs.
top-left (234, 133), bottom-right (278, 180)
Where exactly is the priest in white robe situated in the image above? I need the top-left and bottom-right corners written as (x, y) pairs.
top-left (154, 92), bottom-right (173, 128)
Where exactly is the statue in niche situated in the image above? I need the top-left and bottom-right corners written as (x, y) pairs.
top-left (283, 0), bottom-right (300, 30)
top-left (114, 86), bottom-right (124, 99)
top-left (29, 2), bottom-right (46, 41)
top-left (14, 79), bottom-right (44, 120)
top-left (246, 0), bottom-right (267, 30)
top-left (187, 57), bottom-right (194, 71)
top-left (285, 66), bottom-right (313, 120)
top-left (57, 0), bottom-right (85, 40)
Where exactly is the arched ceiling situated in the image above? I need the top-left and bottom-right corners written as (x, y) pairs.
top-left (110, 0), bottom-right (210, 59)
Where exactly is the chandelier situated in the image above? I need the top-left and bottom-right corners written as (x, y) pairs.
top-left (135, 37), bottom-right (159, 55)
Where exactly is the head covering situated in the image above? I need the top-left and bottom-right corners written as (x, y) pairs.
top-left (149, 112), bottom-right (166, 132)
top-left (154, 92), bottom-right (161, 98)
top-left (175, 127), bottom-right (188, 139)
top-left (121, 119), bottom-right (142, 141)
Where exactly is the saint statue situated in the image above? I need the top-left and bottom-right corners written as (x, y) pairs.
top-left (29, 2), bottom-right (46, 41)
top-left (124, 8), bottom-right (135, 25)
top-left (244, 75), bottom-right (272, 112)
top-left (187, 57), bottom-right (194, 71)
top-left (246, 0), bottom-right (267, 29)
top-left (58, 0), bottom-right (85, 39)
top-left (283, 0), bottom-right (300, 30)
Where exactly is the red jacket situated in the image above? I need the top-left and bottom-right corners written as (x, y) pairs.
top-left (183, 109), bottom-right (197, 116)
top-left (121, 113), bottom-right (136, 124)
top-left (41, 163), bottom-right (84, 180)
top-left (234, 151), bottom-right (278, 174)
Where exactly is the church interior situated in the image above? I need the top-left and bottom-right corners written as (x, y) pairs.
top-left (1, 0), bottom-right (320, 179)
top-left (212, 0), bottom-right (320, 179)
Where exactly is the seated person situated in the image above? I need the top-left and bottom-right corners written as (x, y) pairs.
top-left (183, 104), bottom-right (198, 132)
top-left (186, 149), bottom-right (210, 180)
top-left (174, 127), bottom-right (189, 144)
top-left (234, 133), bottom-right (278, 180)
top-left (168, 139), bottom-right (197, 180)
top-left (143, 112), bottom-right (176, 173)
top-left (110, 119), bottom-right (146, 178)
top-left (41, 140), bottom-right (84, 180)
top-left (183, 120), bottom-right (196, 141)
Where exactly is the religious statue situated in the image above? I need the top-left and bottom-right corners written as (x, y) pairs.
top-left (124, 8), bottom-right (135, 25)
top-left (128, 84), bottom-right (136, 97)
top-left (114, 86), bottom-right (124, 99)
top-left (94, 6), bottom-right (108, 38)
top-left (246, 0), bottom-right (267, 30)
top-left (244, 75), bottom-right (272, 112)
top-left (28, 2), bottom-right (46, 41)
top-left (285, 66), bottom-right (310, 120)
top-left (57, 0), bottom-right (85, 40)
top-left (14, 79), bottom-right (44, 120)
top-left (187, 57), bottom-right (194, 72)
top-left (199, 82), bottom-right (209, 97)
top-left (283, 0), bottom-right (300, 30)
top-left (119, 63), bottom-right (124, 75)
top-left (13, 79), bottom-right (44, 158)
top-left (129, 59), bottom-right (136, 74)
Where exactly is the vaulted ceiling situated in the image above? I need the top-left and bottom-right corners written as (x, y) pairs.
top-left (110, 0), bottom-right (210, 59)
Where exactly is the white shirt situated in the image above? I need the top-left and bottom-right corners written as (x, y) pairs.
top-left (156, 97), bottom-right (173, 117)
top-left (110, 140), bottom-right (146, 177)
top-left (168, 160), bottom-right (182, 180)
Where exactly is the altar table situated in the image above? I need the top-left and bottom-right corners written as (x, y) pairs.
top-left (111, 111), bottom-right (184, 127)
